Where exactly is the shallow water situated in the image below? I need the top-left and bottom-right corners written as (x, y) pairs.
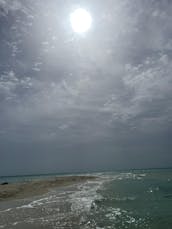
top-left (0, 169), bottom-right (172, 228)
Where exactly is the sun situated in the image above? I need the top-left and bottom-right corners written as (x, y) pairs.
top-left (70, 8), bottom-right (92, 33)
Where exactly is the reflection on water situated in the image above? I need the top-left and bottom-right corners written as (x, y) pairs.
top-left (0, 169), bottom-right (172, 228)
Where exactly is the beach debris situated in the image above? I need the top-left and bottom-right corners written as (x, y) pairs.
top-left (1, 182), bottom-right (8, 185)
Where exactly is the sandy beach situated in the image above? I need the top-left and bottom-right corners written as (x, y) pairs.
top-left (0, 175), bottom-right (96, 201)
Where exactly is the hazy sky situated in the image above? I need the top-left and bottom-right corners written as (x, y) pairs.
top-left (0, 0), bottom-right (172, 175)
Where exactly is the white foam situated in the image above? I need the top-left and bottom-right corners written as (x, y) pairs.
top-left (12, 222), bottom-right (19, 226)
top-left (126, 217), bottom-right (136, 224)
top-left (16, 195), bottom-right (60, 209)
top-left (105, 207), bottom-right (123, 220)
top-left (0, 208), bottom-right (12, 213)
top-left (17, 203), bottom-right (34, 209)
top-left (106, 172), bottom-right (147, 181)
top-left (69, 179), bottom-right (104, 214)
top-left (105, 206), bottom-right (140, 227)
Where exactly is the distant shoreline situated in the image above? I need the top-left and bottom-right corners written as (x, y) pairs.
top-left (1, 167), bottom-right (171, 179)
top-left (0, 175), bottom-right (96, 201)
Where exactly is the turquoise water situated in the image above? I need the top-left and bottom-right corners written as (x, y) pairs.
top-left (86, 169), bottom-right (172, 229)
top-left (0, 169), bottom-right (172, 228)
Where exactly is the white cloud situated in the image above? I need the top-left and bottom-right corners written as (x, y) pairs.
top-left (1, 0), bottom-right (172, 142)
top-left (0, 71), bottom-right (33, 100)
top-left (0, 0), bottom-right (22, 16)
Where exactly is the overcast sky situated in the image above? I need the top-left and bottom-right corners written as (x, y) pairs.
top-left (0, 0), bottom-right (172, 175)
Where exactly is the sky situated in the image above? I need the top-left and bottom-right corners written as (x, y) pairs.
top-left (0, 0), bottom-right (172, 175)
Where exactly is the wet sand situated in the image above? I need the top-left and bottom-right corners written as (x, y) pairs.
top-left (0, 175), bottom-right (96, 201)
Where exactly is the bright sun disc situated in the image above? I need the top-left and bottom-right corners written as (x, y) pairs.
top-left (70, 8), bottom-right (92, 33)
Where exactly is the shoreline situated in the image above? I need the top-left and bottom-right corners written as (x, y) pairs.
top-left (0, 175), bottom-right (96, 201)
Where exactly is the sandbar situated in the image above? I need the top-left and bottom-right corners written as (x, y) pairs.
top-left (0, 175), bottom-right (96, 201)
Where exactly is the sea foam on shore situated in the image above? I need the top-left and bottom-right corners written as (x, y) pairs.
top-left (0, 174), bottom-right (104, 229)
top-left (1, 170), bottom-right (172, 229)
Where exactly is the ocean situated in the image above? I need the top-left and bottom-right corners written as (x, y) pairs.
top-left (0, 169), bottom-right (172, 229)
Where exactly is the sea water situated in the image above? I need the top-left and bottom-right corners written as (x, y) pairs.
top-left (0, 169), bottom-right (172, 229)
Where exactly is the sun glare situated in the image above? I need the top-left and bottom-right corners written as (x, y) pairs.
top-left (70, 8), bottom-right (92, 33)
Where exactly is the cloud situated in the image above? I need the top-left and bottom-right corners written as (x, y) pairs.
top-left (0, 70), bottom-right (33, 101)
top-left (0, 0), bottom-right (172, 173)
top-left (0, 0), bottom-right (22, 16)
top-left (123, 53), bottom-right (172, 117)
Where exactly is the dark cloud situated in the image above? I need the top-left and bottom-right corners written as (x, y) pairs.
top-left (0, 0), bottom-right (172, 175)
